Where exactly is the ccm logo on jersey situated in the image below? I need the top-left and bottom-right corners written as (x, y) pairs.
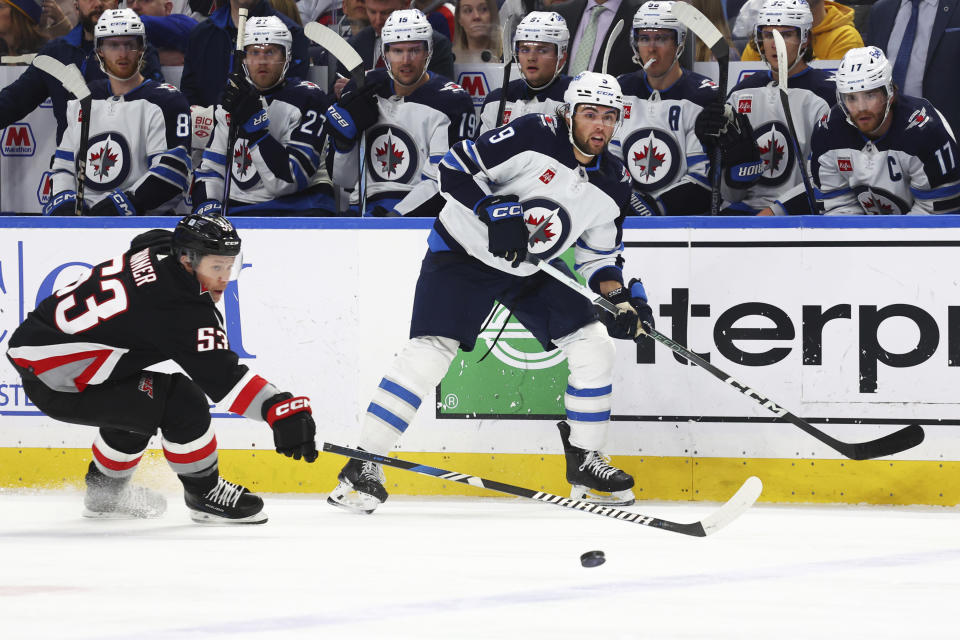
top-left (491, 204), bottom-right (522, 218)
top-left (837, 156), bottom-right (853, 172)
top-left (539, 169), bottom-right (556, 184)
top-left (737, 97), bottom-right (752, 114)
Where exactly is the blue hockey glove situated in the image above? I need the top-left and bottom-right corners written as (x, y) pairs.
top-left (192, 200), bottom-right (223, 217)
top-left (325, 82), bottom-right (380, 149)
top-left (43, 190), bottom-right (79, 216)
top-left (264, 393), bottom-right (318, 463)
top-left (88, 190), bottom-right (138, 216)
top-left (475, 193), bottom-right (528, 268)
top-left (600, 278), bottom-right (655, 340)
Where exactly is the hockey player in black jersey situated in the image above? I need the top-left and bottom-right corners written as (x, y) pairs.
top-left (811, 47), bottom-right (960, 215)
top-left (44, 9), bottom-right (192, 217)
top-left (477, 11), bottom-right (571, 135)
top-left (328, 72), bottom-right (654, 514)
top-left (5, 215), bottom-right (318, 524)
top-left (325, 9), bottom-right (477, 216)
top-left (192, 16), bottom-right (336, 216)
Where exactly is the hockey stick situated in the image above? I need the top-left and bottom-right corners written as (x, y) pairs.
top-left (304, 22), bottom-right (369, 214)
top-left (528, 256), bottom-right (926, 460)
top-left (221, 7), bottom-right (248, 217)
top-left (324, 442), bottom-right (761, 537)
top-left (494, 21), bottom-right (512, 127)
top-left (670, 3), bottom-right (728, 215)
top-left (772, 30), bottom-right (818, 215)
top-left (33, 55), bottom-right (91, 216)
top-left (601, 19), bottom-right (623, 75)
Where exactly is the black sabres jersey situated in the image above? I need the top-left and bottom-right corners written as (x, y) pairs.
top-left (7, 238), bottom-right (278, 421)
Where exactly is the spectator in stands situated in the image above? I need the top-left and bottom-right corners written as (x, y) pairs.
top-left (866, 0), bottom-right (960, 138)
top-left (0, 0), bottom-right (48, 55)
top-left (686, 0), bottom-right (740, 61)
top-left (339, 0), bottom-right (368, 37)
top-left (127, 0), bottom-right (197, 66)
top-left (40, 0), bottom-right (74, 39)
top-left (180, 0), bottom-right (308, 107)
top-left (452, 0), bottom-right (501, 62)
top-left (554, 0), bottom-right (641, 77)
top-left (740, 0), bottom-right (862, 62)
top-left (271, 0), bottom-right (302, 25)
top-left (334, 0), bottom-right (454, 97)
top-left (0, 0), bottom-right (163, 144)
top-left (413, 0), bottom-right (454, 41)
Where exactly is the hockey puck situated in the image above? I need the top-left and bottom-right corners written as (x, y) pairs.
top-left (580, 550), bottom-right (605, 568)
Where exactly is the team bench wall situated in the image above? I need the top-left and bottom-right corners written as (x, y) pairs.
top-left (0, 217), bottom-right (956, 506)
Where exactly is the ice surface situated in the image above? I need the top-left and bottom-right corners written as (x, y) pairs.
top-left (1, 491), bottom-right (958, 639)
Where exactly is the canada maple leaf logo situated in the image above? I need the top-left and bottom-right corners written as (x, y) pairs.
top-left (526, 211), bottom-right (558, 245)
top-left (90, 137), bottom-right (119, 179)
top-left (234, 141), bottom-right (253, 177)
top-left (759, 133), bottom-right (786, 175)
top-left (633, 143), bottom-right (666, 179)
top-left (375, 132), bottom-right (405, 177)
top-left (862, 195), bottom-right (893, 214)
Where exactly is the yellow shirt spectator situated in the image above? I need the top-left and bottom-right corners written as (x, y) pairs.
top-left (741, 0), bottom-right (863, 61)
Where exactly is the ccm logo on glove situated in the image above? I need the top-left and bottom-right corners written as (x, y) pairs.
top-left (490, 204), bottom-right (522, 219)
top-left (268, 397), bottom-right (311, 421)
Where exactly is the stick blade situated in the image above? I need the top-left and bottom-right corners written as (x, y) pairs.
top-left (670, 3), bottom-right (728, 62)
top-left (772, 30), bottom-right (788, 90)
top-left (847, 423), bottom-right (925, 460)
top-left (304, 22), bottom-right (364, 79)
top-left (33, 55), bottom-right (90, 100)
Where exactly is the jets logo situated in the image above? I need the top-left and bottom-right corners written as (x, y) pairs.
top-left (232, 137), bottom-right (262, 190)
top-left (621, 128), bottom-right (681, 191)
top-left (440, 81), bottom-right (466, 94)
top-left (84, 132), bottom-right (132, 191)
top-left (521, 197), bottom-right (571, 259)
top-left (905, 107), bottom-right (930, 131)
top-left (366, 125), bottom-right (418, 183)
top-left (753, 121), bottom-right (795, 186)
top-left (853, 185), bottom-right (909, 215)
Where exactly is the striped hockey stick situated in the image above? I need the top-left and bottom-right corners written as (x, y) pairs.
top-left (323, 442), bottom-right (761, 537)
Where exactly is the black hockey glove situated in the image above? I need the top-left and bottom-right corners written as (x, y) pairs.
top-left (628, 190), bottom-right (662, 216)
top-left (222, 72), bottom-right (267, 139)
top-left (43, 190), bottom-right (80, 216)
top-left (88, 190), bottom-right (139, 216)
top-left (475, 193), bottom-right (527, 268)
top-left (717, 112), bottom-right (763, 189)
top-left (694, 101), bottom-right (731, 142)
top-left (264, 393), bottom-right (319, 463)
top-left (599, 278), bottom-right (655, 340)
top-left (325, 82), bottom-right (380, 150)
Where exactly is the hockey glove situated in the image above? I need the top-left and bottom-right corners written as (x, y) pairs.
top-left (717, 112), bottom-right (763, 189)
top-left (475, 194), bottom-right (528, 268)
top-left (192, 200), bottom-right (223, 217)
top-left (43, 190), bottom-right (79, 216)
top-left (600, 278), bottom-right (655, 340)
top-left (694, 101), bottom-right (733, 142)
top-left (222, 72), bottom-right (262, 124)
top-left (263, 393), bottom-right (318, 463)
top-left (325, 82), bottom-right (380, 150)
top-left (89, 190), bottom-right (138, 216)
top-left (628, 190), bottom-right (663, 216)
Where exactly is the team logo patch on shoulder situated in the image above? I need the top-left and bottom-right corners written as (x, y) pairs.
top-left (158, 83), bottom-right (178, 91)
top-left (906, 107), bottom-right (930, 131)
top-left (699, 79), bottom-right (718, 90)
top-left (441, 81), bottom-right (466, 93)
top-left (539, 168), bottom-right (556, 184)
top-left (837, 156), bottom-right (852, 172)
top-left (537, 114), bottom-right (557, 132)
top-left (737, 96), bottom-right (752, 114)
top-left (298, 80), bottom-right (321, 90)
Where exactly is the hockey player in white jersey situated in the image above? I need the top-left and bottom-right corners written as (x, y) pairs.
top-left (328, 72), bottom-right (655, 513)
top-left (192, 16), bottom-right (336, 216)
top-left (717, 0), bottom-right (835, 215)
top-left (811, 47), bottom-right (960, 215)
top-left (616, 1), bottom-right (759, 216)
top-left (325, 9), bottom-right (476, 216)
top-left (477, 11), bottom-right (571, 135)
top-left (45, 9), bottom-right (192, 216)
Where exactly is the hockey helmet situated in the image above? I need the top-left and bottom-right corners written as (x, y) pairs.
top-left (514, 12), bottom-right (570, 61)
top-left (173, 214), bottom-right (242, 257)
top-left (243, 16), bottom-right (293, 86)
top-left (94, 8), bottom-right (145, 49)
top-left (631, 1), bottom-right (686, 63)
top-left (835, 46), bottom-right (895, 132)
top-left (754, 0), bottom-right (813, 66)
top-left (562, 72), bottom-right (624, 157)
top-left (381, 9), bottom-right (433, 84)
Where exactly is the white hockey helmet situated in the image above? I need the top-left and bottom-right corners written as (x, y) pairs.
top-left (94, 8), bottom-right (145, 48)
top-left (754, 0), bottom-right (813, 67)
top-left (381, 9), bottom-right (433, 84)
top-left (631, 1), bottom-right (687, 63)
top-left (563, 71), bottom-right (624, 156)
top-left (243, 16), bottom-right (292, 84)
top-left (513, 12), bottom-right (570, 89)
top-left (835, 47), bottom-right (895, 132)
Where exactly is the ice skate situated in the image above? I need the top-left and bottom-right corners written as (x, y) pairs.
top-left (184, 476), bottom-right (267, 524)
top-left (327, 457), bottom-right (388, 514)
top-left (82, 463), bottom-right (166, 519)
top-left (557, 420), bottom-right (635, 506)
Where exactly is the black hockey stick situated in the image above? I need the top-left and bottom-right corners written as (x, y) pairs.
top-left (222, 7), bottom-right (249, 216)
top-left (495, 22), bottom-right (512, 128)
top-left (772, 30), bottom-right (818, 215)
top-left (323, 442), bottom-right (761, 537)
top-left (529, 256), bottom-right (925, 461)
top-left (304, 22), bottom-right (369, 214)
top-left (33, 55), bottom-right (91, 215)
top-left (670, 3), bottom-right (729, 215)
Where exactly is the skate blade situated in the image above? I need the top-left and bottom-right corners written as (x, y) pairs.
top-left (327, 485), bottom-right (381, 514)
top-left (188, 509), bottom-right (268, 525)
top-left (570, 486), bottom-right (636, 507)
top-left (82, 506), bottom-right (166, 519)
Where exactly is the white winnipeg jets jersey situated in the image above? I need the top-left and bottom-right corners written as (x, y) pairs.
top-left (478, 75), bottom-right (570, 135)
top-left (52, 79), bottom-right (191, 210)
top-left (612, 70), bottom-right (716, 197)
top-left (725, 67), bottom-right (835, 214)
top-left (196, 78), bottom-right (333, 212)
top-left (435, 113), bottom-right (631, 283)
top-left (811, 95), bottom-right (960, 214)
top-left (333, 69), bottom-right (477, 215)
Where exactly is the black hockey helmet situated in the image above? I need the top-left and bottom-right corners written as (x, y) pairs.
top-left (172, 214), bottom-right (241, 257)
